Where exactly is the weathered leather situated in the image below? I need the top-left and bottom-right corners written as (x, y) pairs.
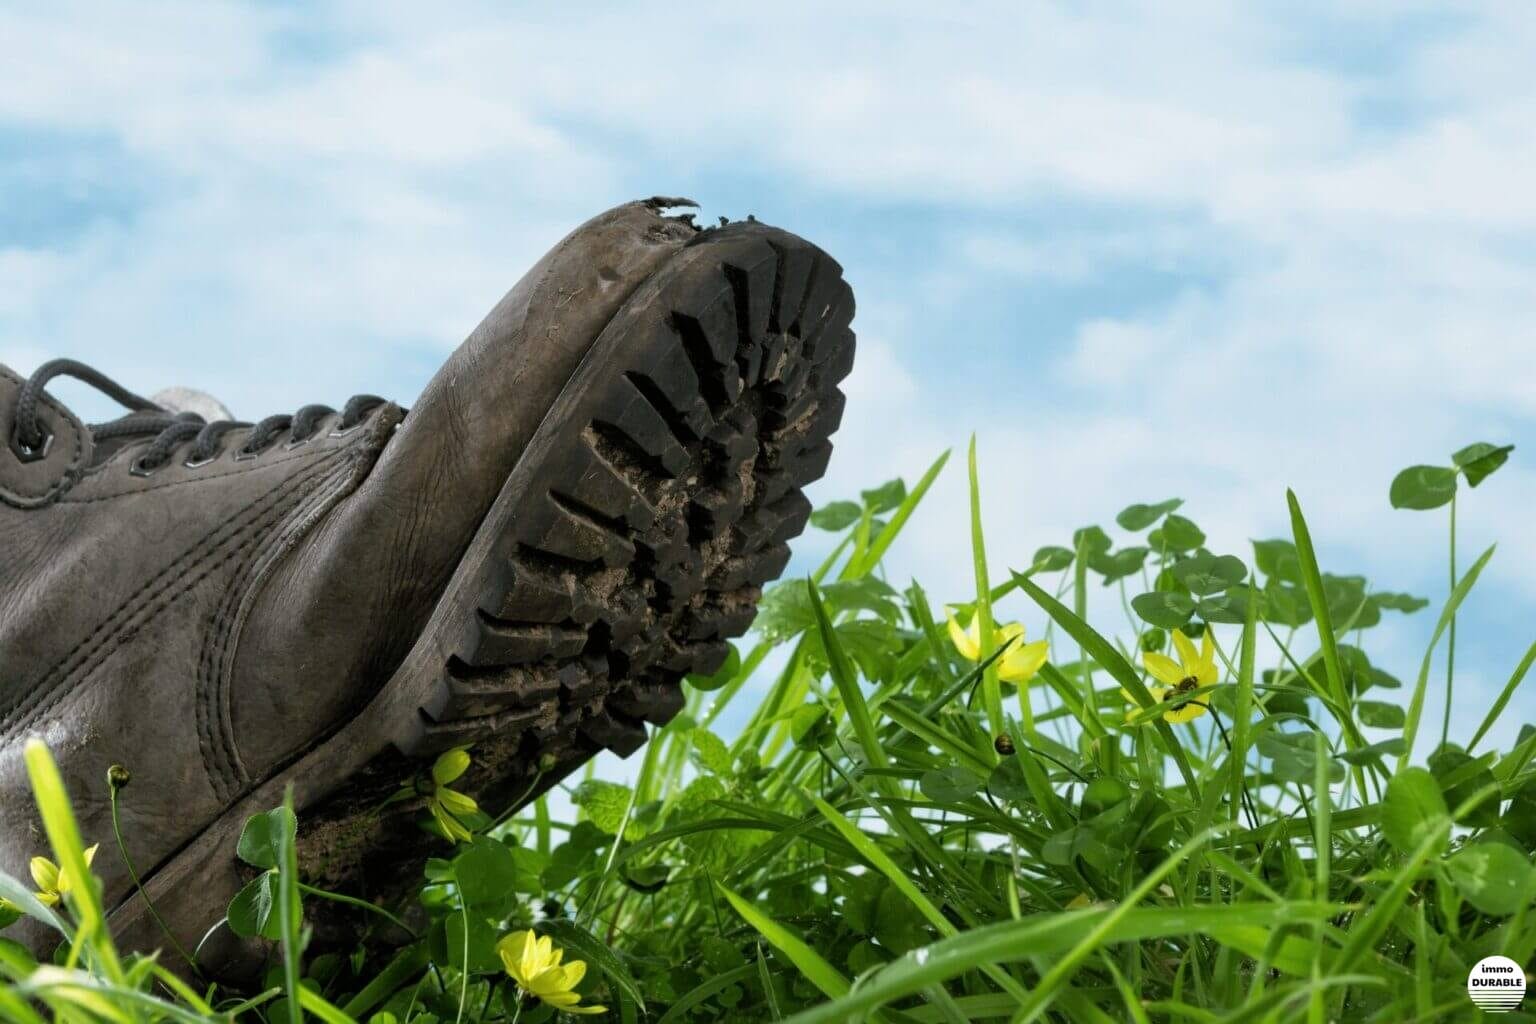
top-left (0, 200), bottom-right (696, 945)
top-left (0, 364), bottom-right (91, 508)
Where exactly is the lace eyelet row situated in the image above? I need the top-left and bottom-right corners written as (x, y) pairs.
top-left (129, 428), bottom-right (335, 478)
top-left (7, 423), bottom-right (53, 464)
top-left (9, 360), bottom-right (387, 481)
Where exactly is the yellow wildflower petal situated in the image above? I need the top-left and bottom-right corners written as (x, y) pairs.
top-left (497, 937), bottom-right (524, 984)
top-left (432, 748), bottom-right (471, 786)
top-left (498, 930), bottom-right (536, 986)
top-left (999, 639), bottom-right (1049, 685)
top-left (1142, 652), bottom-right (1185, 687)
top-left (559, 959), bottom-right (588, 989)
top-left (519, 929), bottom-right (544, 983)
top-left (437, 787), bottom-right (479, 817)
top-left (995, 621), bottom-right (1025, 644)
top-left (29, 857), bottom-right (59, 894)
top-left (543, 990), bottom-right (608, 1014)
top-left (536, 934), bottom-right (556, 973)
top-left (1124, 686), bottom-right (1168, 724)
top-left (1065, 892), bottom-right (1092, 909)
top-left (1196, 629), bottom-right (1219, 685)
top-left (527, 969), bottom-right (571, 998)
top-left (1170, 629), bottom-right (1200, 675)
top-left (57, 845), bottom-right (97, 895)
top-left (1163, 700), bottom-right (1209, 725)
top-left (947, 614), bottom-right (981, 662)
top-left (429, 802), bottom-right (471, 844)
top-left (35, 891), bottom-right (59, 908)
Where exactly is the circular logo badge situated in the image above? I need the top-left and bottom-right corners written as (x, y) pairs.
top-left (1468, 955), bottom-right (1527, 1014)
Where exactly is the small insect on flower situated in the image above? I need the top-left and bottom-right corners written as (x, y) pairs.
top-left (947, 613), bottom-right (1050, 686)
top-left (994, 733), bottom-right (1016, 756)
top-left (392, 747), bottom-right (480, 844)
top-left (1122, 627), bottom-right (1218, 724)
top-left (498, 929), bottom-right (608, 1015)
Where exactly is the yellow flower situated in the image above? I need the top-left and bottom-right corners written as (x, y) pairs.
top-left (946, 614), bottom-right (1050, 686)
top-left (428, 747), bottom-right (481, 843)
top-left (30, 845), bottom-right (98, 908)
top-left (498, 929), bottom-right (607, 1015)
top-left (1124, 628), bottom-right (1217, 724)
top-left (393, 748), bottom-right (480, 843)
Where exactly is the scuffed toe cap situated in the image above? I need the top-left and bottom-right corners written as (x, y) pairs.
top-left (227, 199), bottom-right (701, 777)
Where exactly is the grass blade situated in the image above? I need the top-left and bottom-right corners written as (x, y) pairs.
top-left (542, 918), bottom-right (648, 1012)
top-left (805, 791), bottom-right (1029, 1007)
top-left (849, 449), bottom-right (951, 578)
top-left (1398, 543), bottom-right (1495, 771)
top-left (965, 436), bottom-right (1005, 735)
top-left (807, 578), bottom-right (888, 771)
top-left (22, 739), bottom-right (123, 982)
top-left (1285, 492), bottom-right (1371, 777)
top-left (0, 867), bottom-right (68, 939)
top-left (656, 965), bottom-right (757, 1024)
top-left (1012, 572), bottom-right (1200, 797)
top-left (341, 942), bottom-right (428, 1018)
top-left (1468, 637), bottom-right (1536, 752)
top-left (275, 787), bottom-right (303, 1024)
top-left (780, 899), bottom-right (1334, 1024)
top-left (1230, 576), bottom-right (1259, 834)
top-left (716, 882), bottom-right (849, 1001)
top-left (1008, 829), bottom-right (1219, 1024)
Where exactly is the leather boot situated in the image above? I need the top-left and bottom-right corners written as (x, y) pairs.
top-left (0, 198), bottom-right (854, 968)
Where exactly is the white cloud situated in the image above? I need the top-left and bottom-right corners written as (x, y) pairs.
top-left (3, 0), bottom-right (1534, 747)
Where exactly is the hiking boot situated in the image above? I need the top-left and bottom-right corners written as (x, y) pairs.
top-left (0, 198), bottom-right (854, 970)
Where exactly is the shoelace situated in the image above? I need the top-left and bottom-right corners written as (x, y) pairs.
top-left (8, 358), bottom-right (385, 473)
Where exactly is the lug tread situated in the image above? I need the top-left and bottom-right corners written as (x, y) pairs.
top-left (297, 221), bottom-right (855, 903)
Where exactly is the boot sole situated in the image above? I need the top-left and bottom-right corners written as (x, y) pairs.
top-left (110, 218), bottom-right (855, 968)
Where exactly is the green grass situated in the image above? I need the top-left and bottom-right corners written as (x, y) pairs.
top-left (3, 441), bottom-right (1535, 1022)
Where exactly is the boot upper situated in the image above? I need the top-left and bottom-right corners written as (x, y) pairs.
top-left (0, 199), bottom-right (698, 940)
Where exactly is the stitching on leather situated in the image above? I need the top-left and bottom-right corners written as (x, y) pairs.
top-left (193, 457), bottom-right (350, 799)
top-left (0, 453), bottom-right (343, 739)
top-left (200, 456), bottom-right (359, 800)
top-left (201, 424), bottom-right (392, 799)
top-left (0, 365), bottom-right (87, 507)
top-left (205, 470), bottom-right (328, 796)
top-left (62, 443), bottom-right (339, 500)
top-left (194, 472), bottom-right (316, 798)
top-left (202, 417), bottom-right (396, 798)
top-left (205, 413), bottom-right (399, 802)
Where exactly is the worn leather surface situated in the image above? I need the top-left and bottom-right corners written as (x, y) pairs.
top-left (0, 364), bottom-right (91, 508)
top-left (0, 200), bottom-right (695, 945)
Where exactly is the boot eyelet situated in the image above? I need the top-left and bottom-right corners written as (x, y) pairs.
top-left (9, 423), bottom-right (53, 464)
top-left (284, 433), bottom-right (315, 451)
top-left (232, 445), bottom-right (262, 462)
top-left (183, 452), bottom-right (219, 470)
top-left (328, 422), bottom-right (363, 438)
top-left (130, 455), bottom-right (165, 478)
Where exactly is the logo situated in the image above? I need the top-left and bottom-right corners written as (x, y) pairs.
top-left (1468, 955), bottom-right (1527, 1014)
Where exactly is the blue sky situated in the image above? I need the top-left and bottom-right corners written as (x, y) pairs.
top-left (4, 1), bottom-right (1535, 758)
